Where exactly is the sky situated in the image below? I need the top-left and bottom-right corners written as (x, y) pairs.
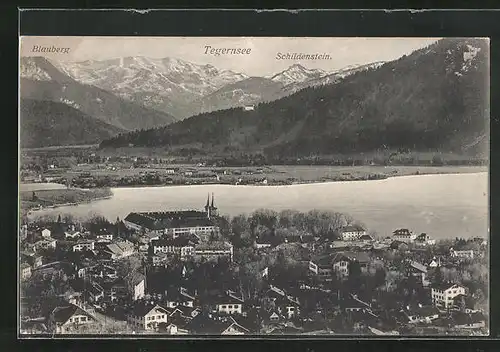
top-left (20, 36), bottom-right (440, 76)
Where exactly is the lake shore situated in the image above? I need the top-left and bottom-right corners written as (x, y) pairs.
top-left (21, 167), bottom-right (487, 218)
top-left (30, 165), bottom-right (487, 190)
top-left (20, 188), bottom-right (113, 214)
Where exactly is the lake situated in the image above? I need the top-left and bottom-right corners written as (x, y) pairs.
top-left (28, 173), bottom-right (488, 240)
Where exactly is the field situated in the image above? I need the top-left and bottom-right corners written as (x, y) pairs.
top-left (19, 188), bottom-right (113, 212)
top-left (51, 164), bottom-right (487, 184)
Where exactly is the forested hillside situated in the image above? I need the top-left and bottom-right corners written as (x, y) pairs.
top-left (21, 99), bottom-right (125, 148)
top-left (100, 39), bottom-right (489, 159)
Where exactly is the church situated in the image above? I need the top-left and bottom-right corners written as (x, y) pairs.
top-left (123, 194), bottom-right (219, 240)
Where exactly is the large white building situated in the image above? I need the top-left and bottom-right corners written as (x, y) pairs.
top-left (338, 225), bottom-right (367, 241)
top-left (431, 283), bottom-right (467, 309)
top-left (127, 304), bottom-right (169, 331)
top-left (123, 195), bottom-right (219, 241)
top-left (392, 229), bottom-right (417, 243)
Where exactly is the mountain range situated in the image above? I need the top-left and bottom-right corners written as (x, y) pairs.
top-left (99, 38), bottom-right (489, 159)
top-left (20, 54), bottom-right (384, 147)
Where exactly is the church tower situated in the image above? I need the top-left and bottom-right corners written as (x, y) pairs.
top-left (210, 193), bottom-right (218, 217)
top-left (204, 193), bottom-right (211, 219)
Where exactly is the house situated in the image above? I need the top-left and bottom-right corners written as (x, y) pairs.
top-left (431, 283), bottom-right (467, 309)
top-left (415, 233), bottom-right (436, 246)
top-left (255, 237), bottom-right (273, 249)
top-left (73, 240), bottom-right (95, 252)
top-left (359, 234), bottom-right (374, 243)
top-left (452, 311), bottom-right (487, 329)
top-left (20, 263), bottom-right (32, 280)
top-left (88, 282), bottom-right (105, 303)
top-left (48, 304), bottom-right (100, 334)
top-left (151, 253), bottom-right (170, 267)
top-left (96, 232), bottom-right (113, 242)
top-left (450, 248), bottom-right (474, 260)
top-left (452, 294), bottom-right (478, 313)
top-left (20, 319), bottom-right (49, 334)
top-left (332, 252), bottom-right (371, 278)
top-left (209, 291), bottom-right (244, 315)
top-left (127, 303), bottom-right (170, 331)
top-left (407, 261), bottom-right (429, 286)
top-left (41, 228), bottom-right (51, 239)
top-left (392, 229), bottom-right (416, 243)
top-left (401, 305), bottom-right (440, 324)
top-left (64, 229), bottom-right (81, 239)
top-left (390, 240), bottom-right (409, 251)
top-left (194, 241), bottom-right (233, 262)
top-left (21, 251), bottom-right (43, 268)
top-left (263, 285), bottom-right (300, 319)
top-left (164, 287), bottom-right (196, 308)
top-left (33, 238), bottom-right (57, 251)
top-left (125, 271), bottom-right (146, 301)
top-left (428, 258), bottom-right (441, 268)
top-left (341, 294), bottom-right (372, 314)
top-left (185, 313), bottom-right (250, 335)
top-left (338, 225), bottom-right (367, 241)
top-left (104, 240), bottom-right (135, 259)
top-left (308, 255), bottom-right (333, 281)
top-left (243, 105), bottom-right (255, 111)
top-left (165, 169), bottom-right (176, 175)
top-left (151, 237), bottom-right (196, 260)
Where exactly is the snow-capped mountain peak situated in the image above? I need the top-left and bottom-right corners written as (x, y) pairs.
top-left (270, 64), bottom-right (327, 85)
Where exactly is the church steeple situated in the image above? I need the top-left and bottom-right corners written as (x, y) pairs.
top-left (205, 193), bottom-right (211, 218)
top-left (211, 193), bottom-right (215, 208)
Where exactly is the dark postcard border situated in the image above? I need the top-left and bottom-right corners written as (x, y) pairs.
top-left (11, 8), bottom-right (499, 352)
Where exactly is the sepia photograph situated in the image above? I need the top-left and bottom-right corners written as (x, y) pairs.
top-left (18, 36), bottom-right (489, 337)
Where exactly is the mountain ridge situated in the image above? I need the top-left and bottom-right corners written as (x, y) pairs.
top-left (99, 38), bottom-right (489, 159)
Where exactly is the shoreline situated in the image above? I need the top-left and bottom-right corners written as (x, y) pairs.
top-left (23, 170), bottom-right (487, 214)
top-left (90, 169), bottom-right (489, 190)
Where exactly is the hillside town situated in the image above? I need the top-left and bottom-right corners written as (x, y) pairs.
top-left (19, 195), bottom-right (489, 336)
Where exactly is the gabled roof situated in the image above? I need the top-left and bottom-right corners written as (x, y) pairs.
top-left (185, 313), bottom-right (233, 334)
top-left (404, 305), bottom-right (439, 318)
top-left (129, 303), bottom-right (169, 318)
top-left (332, 251), bottom-right (370, 264)
top-left (51, 304), bottom-right (97, 324)
top-left (195, 241), bottom-right (232, 251)
top-left (340, 225), bottom-right (365, 233)
top-left (431, 282), bottom-right (464, 291)
top-left (409, 261), bottom-right (427, 273)
top-left (393, 229), bottom-right (412, 236)
top-left (125, 271), bottom-right (145, 287)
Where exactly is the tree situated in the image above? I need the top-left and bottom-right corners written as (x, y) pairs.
top-left (32, 191), bottom-right (37, 201)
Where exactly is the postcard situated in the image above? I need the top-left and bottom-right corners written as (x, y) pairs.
top-left (18, 36), bottom-right (489, 337)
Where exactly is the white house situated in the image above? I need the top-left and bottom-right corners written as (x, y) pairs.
top-left (243, 105), bottom-right (255, 111)
top-left (450, 248), bottom-right (474, 260)
top-left (96, 233), bottom-right (113, 242)
top-left (50, 304), bottom-right (100, 334)
top-left (431, 283), bottom-right (467, 309)
top-left (339, 225), bottom-right (367, 241)
top-left (126, 271), bottom-right (146, 301)
top-left (127, 304), bottom-right (170, 331)
top-left (21, 263), bottom-right (32, 280)
top-left (392, 229), bottom-right (417, 243)
top-left (73, 240), bottom-right (95, 252)
top-left (41, 228), bottom-right (51, 239)
top-left (213, 292), bottom-right (244, 315)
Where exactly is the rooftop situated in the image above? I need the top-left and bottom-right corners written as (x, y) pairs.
top-left (124, 211), bottom-right (214, 230)
top-left (52, 304), bottom-right (97, 324)
top-left (340, 225), bottom-right (365, 233)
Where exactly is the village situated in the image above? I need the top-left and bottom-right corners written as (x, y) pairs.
top-left (19, 194), bottom-right (489, 336)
